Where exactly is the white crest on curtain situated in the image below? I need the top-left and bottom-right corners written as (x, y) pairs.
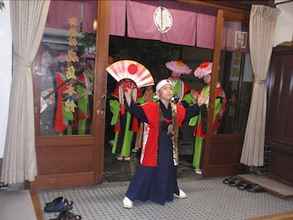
top-left (1, 0), bottom-right (50, 184)
top-left (241, 5), bottom-right (279, 167)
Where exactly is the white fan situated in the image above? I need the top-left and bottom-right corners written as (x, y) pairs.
top-left (106, 60), bottom-right (154, 88)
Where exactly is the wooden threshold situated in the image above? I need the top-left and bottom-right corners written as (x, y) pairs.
top-left (238, 174), bottom-right (293, 199)
top-left (250, 211), bottom-right (293, 220)
top-left (30, 191), bottom-right (44, 220)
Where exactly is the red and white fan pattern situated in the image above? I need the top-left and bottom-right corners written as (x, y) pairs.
top-left (106, 60), bottom-right (154, 88)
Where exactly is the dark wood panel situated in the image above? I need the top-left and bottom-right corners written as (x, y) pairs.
top-left (31, 172), bottom-right (96, 190)
top-left (203, 134), bottom-right (243, 177)
top-left (37, 146), bottom-right (94, 175)
top-left (266, 47), bottom-right (293, 185)
top-left (207, 136), bottom-right (242, 165)
top-left (267, 51), bottom-right (293, 145)
top-left (202, 164), bottom-right (242, 177)
top-left (282, 55), bottom-right (293, 142)
top-left (271, 145), bottom-right (293, 186)
top-left (36, 136), bottom-right (95, 147)
top-left (269, 54), bottom-right (283, 141)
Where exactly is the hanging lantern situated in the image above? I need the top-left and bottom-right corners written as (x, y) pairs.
top-left (93, 19), bottom-right (97, 31)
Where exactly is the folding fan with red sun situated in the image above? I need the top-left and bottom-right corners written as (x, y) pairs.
top-left (106, 60), bottom-right (154, 88)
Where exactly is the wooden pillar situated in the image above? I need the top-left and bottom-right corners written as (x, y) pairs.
top-left (202, 9), bottom-right (224, 173)
top-left (207, 9), bottom-right (224, 135)
top-left (94, 0), bottom-right (110, 182)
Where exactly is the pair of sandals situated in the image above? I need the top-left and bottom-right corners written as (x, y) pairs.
top-left (50, 210), bottom-right (82, 220)
top-left (0, 182), bottom-right (8, 190)
top-left (223, 176), bottom-right (265, 193)
top-left (44, 197), bottom-right (81, 220)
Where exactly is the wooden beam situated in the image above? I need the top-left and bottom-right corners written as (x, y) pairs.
top-left (94, 0), bottom-right (110, 182)
top-left (178, 0), bottom-right (248, 13)
top-left (223, 10), bottom-right (249, 23)
top-left (209, 0), bottom-right (274, 8)
top-left (177, 0), bottom-right (249, 22)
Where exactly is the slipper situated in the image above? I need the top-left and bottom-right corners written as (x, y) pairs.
top-left (223, 176), bottom-right (236, 185)
top-left (44, 198), bottom-right (73, 213)
top-left (229, 178), bottom-right (242, 187)
top-left (49, 210), bottom-right (82, 220)
top-left (247, 184), bottom-right (265, 193)
top-left (45, 197), bottom-right (63, 206)
top-left (44, 197), bottom-right (64, 213)
top-left (237, 182), bottom-right (250, 190)
top-left (0, 183), bottom-right (8, 190)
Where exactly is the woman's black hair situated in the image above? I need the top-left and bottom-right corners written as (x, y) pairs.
top-left (141, 86), bottom-right (154, 95)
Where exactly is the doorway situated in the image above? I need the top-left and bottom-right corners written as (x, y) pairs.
top-left (104, 36), bottom-right (213, 181)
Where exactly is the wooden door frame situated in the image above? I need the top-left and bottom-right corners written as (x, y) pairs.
top-left (94, 0), bottom-right (111, 182)
top-left (202, 8), bottom-right (249, 177)
top-left (30, 1), bottom-right (111, 190)
top-left (206, 9), bottom-right (224, 136)
top-left (93, 1), bottom-right (249, 180)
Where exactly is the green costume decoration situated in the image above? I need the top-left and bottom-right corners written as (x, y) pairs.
top-left (109, 97), bottom-right (135, 159)
top-left (169, 78), bottom-right (187, 100)
top-left (192, 85), bottom-right (225, 171)
top-left (192, 86), bottom-right (208, 171)
top-left (136, 97), bottom-right (145, 105)
top-left (173, 79), bottom-right (183, 98)
top-left (109, 99), bottom-right (120, 154)
top-left (182, 93), bottom-right (199, 126)
top-left (182, 92), bottom-right (202, 170)
top-left (63, 105), bottom-right (74, 135)
top-left (192, 117), bottom-right (203, 170)
top-left (110, 99), bottom-right (120, 126)
top-left (120, 112), bottom-right (133, 157)
top-left (76, 84), bottom-right (89, 135)
top-left (202, 85), bottom-right (224, 120)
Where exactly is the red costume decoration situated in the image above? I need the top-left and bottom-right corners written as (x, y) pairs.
top-left (139, 102), bottom-right (186, 167)
top-left (54, 72), bottom-right (67, 132)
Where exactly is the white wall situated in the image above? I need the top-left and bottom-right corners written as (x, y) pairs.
top-left (274, 0), bottom-right (293, 46)
top-left (0, 1), bottom-right (12, 158)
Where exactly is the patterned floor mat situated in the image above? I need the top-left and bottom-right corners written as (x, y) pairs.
top-left (39, 178), bottom-right (293, 220)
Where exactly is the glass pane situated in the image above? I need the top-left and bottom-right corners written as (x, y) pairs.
top-left (216, 51), bottom-right (253, 134)
top-left (33, 1), bottom-right (97, 136)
